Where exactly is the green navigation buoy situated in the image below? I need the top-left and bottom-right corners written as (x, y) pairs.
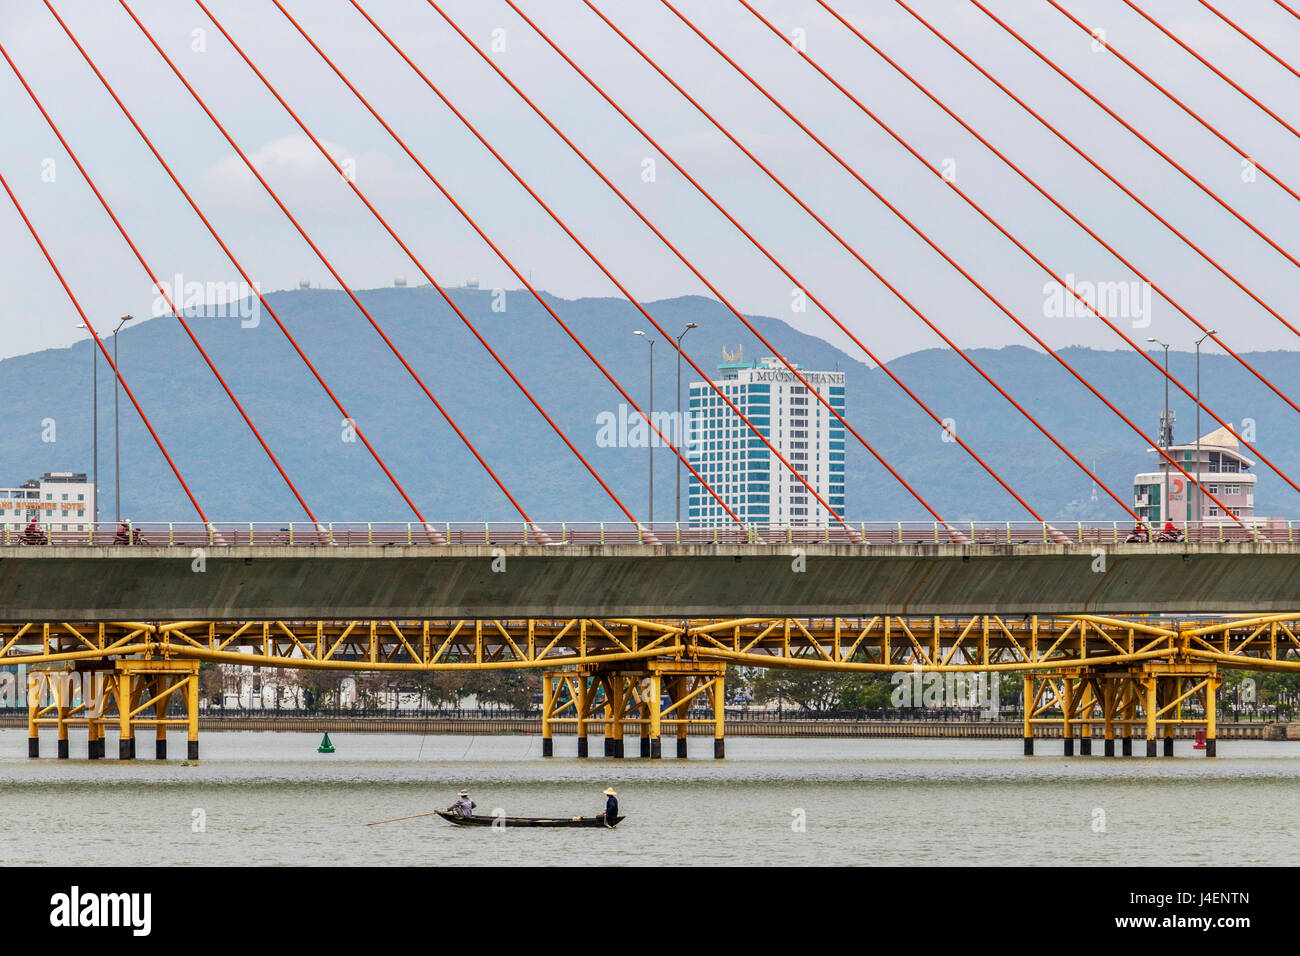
top-left (318, 732), bottom-right (335, 754)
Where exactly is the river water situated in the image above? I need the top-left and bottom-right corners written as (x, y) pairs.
top-left (2, 730), bottom-right (1297, 866)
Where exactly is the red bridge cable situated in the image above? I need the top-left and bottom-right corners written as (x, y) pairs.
top-left (1277, 0), bottom-right (1300, 22)
top-left (0, 39), bottom-right (318, 524)
top-left (1201, 0), bottom-right (1300, 83)
top-left (278, 1), bottom-right (745, 529)
top-left (44, 0), bottom-right (429, 526)
top-left (733, 0), bottom-right (1289, 515)
top-left (460, 4), bottom-right (1044, 524)
top-left (695, 0), bottom-right (1254, 522)
top-left (895, 0), bottom-right (1300, 368)
top-left (427, 1), bottom-right (928, 529)
top-left (176, 0), bottom-right (635, 526)
top-left (395, 8), bottom-right (1044, 523)
top-left (428, 0), bottom-right (942, 526)
top-left (634, 0), bottom-right (1149, 519)
top-left (984, 0), bottom-right (1300, 269)
top-left (0, 169), bottom-right (209, 524)
top-left (813, 3), bottom-right (1300, 426)
top-left (580, 0), bottom-right (1138, 520)
top-left (114, 0), bottom-right (533, 526)
top-left (1119, 0), bottom-right (1300, 143)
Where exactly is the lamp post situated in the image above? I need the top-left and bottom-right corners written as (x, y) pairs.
top-left (674, 322), bottom-right (697, 524)
top-left (634, 330), bottom-right (654, 523)
top-left (112, 315), bottom-right (132, 524)
top-left (1194, 330), bottom-right (1216, 530)
top-left (75, 323), bottom-right (98, 527)
top-left (1146, 337), bottom-right (1171, 448)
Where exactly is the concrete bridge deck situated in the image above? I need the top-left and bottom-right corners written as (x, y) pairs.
top-left (3, 541), bottom-right (1298, 620)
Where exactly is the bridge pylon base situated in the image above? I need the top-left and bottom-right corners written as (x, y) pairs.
top-left (25, 660), bottom-right (199, 761)
top-left (541, 660), bottom-right (726, 759)
top-left (1023, 661), bottom-right (1220, 758)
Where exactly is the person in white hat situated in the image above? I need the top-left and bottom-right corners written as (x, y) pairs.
top-left (450, 788), bottom-right (476, 819)
top-left (601, 787), bottom-right (618, 824)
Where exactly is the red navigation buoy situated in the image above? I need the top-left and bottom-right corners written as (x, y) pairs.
top-left (1193, 729), bottom-right (1206, 750)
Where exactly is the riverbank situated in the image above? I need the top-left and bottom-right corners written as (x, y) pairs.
top-left (5, 714), bottom-right (1294, 739)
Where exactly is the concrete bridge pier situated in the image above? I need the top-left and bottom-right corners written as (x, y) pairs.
top-left (539, 662), bottom-right (726, 759)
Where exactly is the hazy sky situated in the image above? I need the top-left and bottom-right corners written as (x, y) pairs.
top-left (2, 0), bottom-right (1298, 366)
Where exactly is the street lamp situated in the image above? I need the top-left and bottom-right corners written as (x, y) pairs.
top-left (633, 330), bottom-right (654, 523)
top-left (75, 323), bottom-right (98, 527)
top-left (1194, 330), bottom-right (1217, 531)
top-left (674, 322), bottom-right (697, 524)
top-left (113, 315), bottom-right (132, 524)
top-left (1146, 337), bottom-right (1171, 449)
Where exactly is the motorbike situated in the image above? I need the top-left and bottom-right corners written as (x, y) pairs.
top-left (112, 524), bottom-right (147, 545)
top-left (20, 523), bottom-right (48, 545)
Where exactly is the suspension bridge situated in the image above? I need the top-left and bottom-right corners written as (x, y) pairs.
top-left (3, 0), bottom-right (1300, 762)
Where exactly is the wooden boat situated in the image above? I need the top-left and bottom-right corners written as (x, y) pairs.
top-left (435, 810), bottom-right (624, 829)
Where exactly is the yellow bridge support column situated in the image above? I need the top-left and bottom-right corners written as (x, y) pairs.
top-left (1078, 682), bottom-right (1093, 756)
top-left (1163, 680), bottom-right (1176, 758)
top-left (117, 670), bottom-right (134, 761)
top-left (541, 672), bottom-right (554, 758)
top-left (1022, 674), bottom-right (1034, 756)
top-left (1102, 681), bottom-right (1116, 758)
top-left (154, 676), bottom-right (169, 760)
top-left (1205, 673), bottom-right (1218, 758)
top-left (88, 671), bottom-right (105, 760)
top-left (637, 677), bottom-right (651, 758)
top-left (675, 676), bottom-right (689, 759)
top-left (1062, 675), bottom-right (1075, 757)
top-left (56, 673), bottom-right (71, 760)
top-left (576, 674), bottom-right (589, 759)
top-left (649, 672), bottom-right (662, 760)
top-left (712, 668), bottom-right (726, 760)
top-left (26, 671), bottom-right (40, 759)
top-left (1144, 674), bottom-right (1158, 758)
top-left (187, 668), bottom-right (200, 761)
top-left (1122, 687), bottom-right (1136, 757)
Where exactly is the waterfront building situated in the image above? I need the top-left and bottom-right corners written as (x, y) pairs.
top-left (1132, 426), bottom-right (1256, 524)
top-left (687, 354), bottom-right (845, 524)
top-left (0, 472), bottom-right (95, 532)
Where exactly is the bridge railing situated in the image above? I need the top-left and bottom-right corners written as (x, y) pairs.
top-left (0, 519), bottom-right (1286, 547)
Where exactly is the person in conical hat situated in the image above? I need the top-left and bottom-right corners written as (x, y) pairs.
top-left (450, 788), bottom-right (476, 819)
top-left (601, 787), bottom-right (618, 825)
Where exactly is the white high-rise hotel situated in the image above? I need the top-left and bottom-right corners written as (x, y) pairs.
top-left (688, 356), bottom-right (845, 524)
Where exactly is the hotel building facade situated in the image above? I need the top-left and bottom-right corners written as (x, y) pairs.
top-left (687, 357), bottom-right (845, 524)
top-left (1132, 426), bottom-right (1256, 524)
top-left (0, 472), bottom-right (96, 533)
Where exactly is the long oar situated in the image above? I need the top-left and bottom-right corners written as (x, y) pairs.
top-left (368, 810), bottom-right (445, 826)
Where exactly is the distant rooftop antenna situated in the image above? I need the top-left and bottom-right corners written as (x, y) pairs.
top-left (298, 279), bottom-right (311, 290)
top-left (394, 276), bottom-right (407, 288)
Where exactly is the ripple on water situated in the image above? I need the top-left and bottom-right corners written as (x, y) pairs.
top-left (1, 730), bottom-right (1297, 866)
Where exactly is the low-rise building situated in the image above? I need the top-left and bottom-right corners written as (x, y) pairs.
top-left (0, 472), bottom-right (95, 532)
top-left (1133, 426), bottom-right (1256, 525)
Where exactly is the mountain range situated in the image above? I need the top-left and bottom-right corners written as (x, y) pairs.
top-left (3, 286), bottom-right (1297, 524)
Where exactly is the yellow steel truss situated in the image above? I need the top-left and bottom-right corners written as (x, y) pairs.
top-left (3, 614), bottom-right (1297, 672)
top-left (5, 614), bottom-right (1295, 761)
